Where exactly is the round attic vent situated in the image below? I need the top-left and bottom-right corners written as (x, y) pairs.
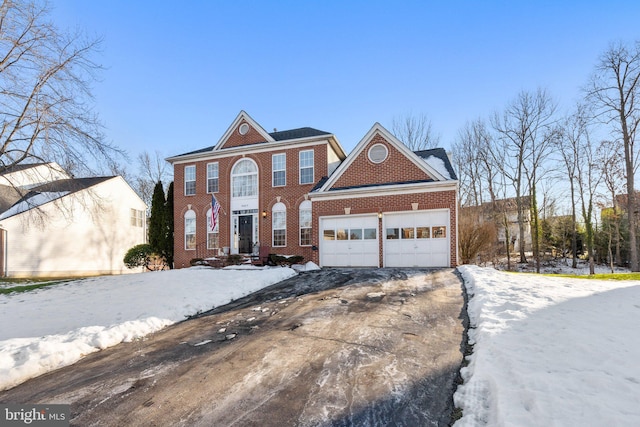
top-left (239, 123), bottom-right (250, 135)
top-left (368, 143), bottom-right (388, 164)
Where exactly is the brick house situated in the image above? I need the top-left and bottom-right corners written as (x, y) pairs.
top-left (166, 111), bottom-right (458, 268)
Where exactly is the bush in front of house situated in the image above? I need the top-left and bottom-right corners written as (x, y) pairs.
top-left (124, 244), bottom-right (156, 270)
top-left (269, 254), bottom-right (304, 266)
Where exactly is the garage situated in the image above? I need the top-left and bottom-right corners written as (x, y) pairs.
top-left (384, 209), bottom-right (450, 267)
top-left (320, 215), bottom-right (379, 267)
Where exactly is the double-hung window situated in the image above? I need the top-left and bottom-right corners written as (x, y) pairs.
top-left (272, 202), bottom-right (286, 247)
top-left (184, 165), bottom-right (196, 196)
top-left (207, 162), bottom-right (219, 193)
top-left (184, 210), bottom-right (196, 250)
top-left (272, 153), bottom-right (286, 187)
top-left (299, 150), bottom-right (314, 184)
top-left (299, 200), bottom-right (312, 246)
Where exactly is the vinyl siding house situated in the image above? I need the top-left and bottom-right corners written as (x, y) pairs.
top-left (0, 163), bottom-right (147, 277)
top-left (167, 111), bottom-right (458, 268)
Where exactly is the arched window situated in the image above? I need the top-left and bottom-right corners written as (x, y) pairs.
top-left (184, 209), bottom-right (196, 250)
top-left (299, 200), bottom-right (312, 246)
top-left (272, 202), bottom-right (286, 247)
top-left (232, 159), bottom-right (258, 197)
top-left (206, 207), bottom-right (219, 249)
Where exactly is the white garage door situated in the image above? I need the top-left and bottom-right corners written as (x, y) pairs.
top-left (320, 215), bottom-right (379, 267)
top-left (384, 210), bottom-right (450, 267)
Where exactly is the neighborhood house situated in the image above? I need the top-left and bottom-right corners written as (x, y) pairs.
top-left (0, 162), bottom-right (147, 277)
top-left (167, 111), bottom-right (458, 268)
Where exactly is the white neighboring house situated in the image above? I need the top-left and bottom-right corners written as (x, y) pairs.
top-left (0, 163), bottom-right (147, 277)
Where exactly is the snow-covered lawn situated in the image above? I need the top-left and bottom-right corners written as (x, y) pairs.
top-left (0, 266), bottom-right (297, 391)
top-left (454, 265), bottom-right (640, 426)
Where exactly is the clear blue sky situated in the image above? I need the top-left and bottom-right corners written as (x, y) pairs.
top-left (50, 0), bottom-right (640, 168)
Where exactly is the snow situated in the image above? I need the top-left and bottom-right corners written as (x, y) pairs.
top-left (454, 265), bottom-right (640, 426)
top-left (0, 191), bottom-right (69, 220)
top-left (0, 266), bottom-right (297, 391)
top-left (424, 155), bottom-right (452, 179)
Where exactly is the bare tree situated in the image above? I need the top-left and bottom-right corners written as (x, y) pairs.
top-left (598, 139), bottom-right (625, 268)
top-left (0, 0), bottom-right (122, 178)
top-left (491, 88), bottom-right (557, 266)
top-left (586, 41), bottom-right (640, 271)
top-left (391, 112), bottom-right (441, 151)
top-left (129, 150), bottom-right (172, 210)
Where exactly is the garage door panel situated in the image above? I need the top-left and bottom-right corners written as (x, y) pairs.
top-left (320, 215), bottom-right (379, 267)
top-left (384, 210), bottom-right (450, 268)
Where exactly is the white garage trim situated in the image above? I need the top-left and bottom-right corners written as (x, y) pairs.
top-left (383, 209), bottom-right (450, 267)
top-left (319, 214), bottom-right (379, 267)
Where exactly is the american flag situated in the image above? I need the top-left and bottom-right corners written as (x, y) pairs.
top-left (210, 194), bottom-right (221, 231)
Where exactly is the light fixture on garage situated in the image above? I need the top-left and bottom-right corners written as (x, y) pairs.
top-left (262, 210), bottom-right (267, 219)
top-left (378, 211), bottom-right (382, 219)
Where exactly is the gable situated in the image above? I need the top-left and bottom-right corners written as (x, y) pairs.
top-left (215, 111), bottom-right (274, 150)
top-left (330, 132), bottom-right (433, 190)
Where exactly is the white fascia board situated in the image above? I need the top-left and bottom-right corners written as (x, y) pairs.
top-left (212, 111), bottom-right (275, 151)
top-left (167, 136), bottom-right (337, 165)
top-left (319, 123), bottom-right (447, 192)
top-left (310, 180), bottom-right (458, 201)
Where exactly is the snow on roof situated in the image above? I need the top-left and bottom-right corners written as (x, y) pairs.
top-left (0, 191), bottom-right (69, 220)
top-left (423, 155), bottom-right (452, 180)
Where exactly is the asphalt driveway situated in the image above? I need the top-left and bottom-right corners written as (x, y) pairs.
top-left (0, 267), bottom-right (466, 426)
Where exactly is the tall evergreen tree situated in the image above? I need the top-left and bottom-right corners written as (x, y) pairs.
top-left (149, 181), bottom-right (166, 256)
top-left (163, 182), bottom-right (175, 268)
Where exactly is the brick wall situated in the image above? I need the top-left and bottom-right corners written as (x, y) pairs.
top-left (172, 143), bottom-right (331, 268)
top-left (311, 190), bottom-right (458, 267)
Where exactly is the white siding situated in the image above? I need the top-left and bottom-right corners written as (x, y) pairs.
top-left (2, 177), bottom-right (147, 277)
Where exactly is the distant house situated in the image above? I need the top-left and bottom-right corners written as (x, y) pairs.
top-left (463, 196), bottom-right (532, 253)
top-left (0, 163), bottom-right (147, 277)
top-left (166, 111), bottom-right (458, 268)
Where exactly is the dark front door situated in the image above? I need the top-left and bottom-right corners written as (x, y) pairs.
top-left (239, 215), bottom-right (253, 253)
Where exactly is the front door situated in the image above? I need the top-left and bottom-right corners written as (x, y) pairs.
top-left (239, 215), bottom-right (253, 253)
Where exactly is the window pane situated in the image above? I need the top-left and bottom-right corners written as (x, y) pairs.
top-left (300, 228), bottom-right (312, 246)
top-left (185, 217), bottom-right (195, 234)
top-left (433, 226), bottom-right (447, 238)
top-left (416, 227), bottom-right (430, 238)
top-left (273, 229), bottom-right (286, 247)
top-left (233, 174), bottom-right (257, 197)
top-left (402, 228), bottom-right (415, 239)
top-left (207, 232), bottom-right (219, 249)
top-left (185, 165), bottom-right (196, 196)
top-left (273, 170), bottom-right (286, 186)
top-left (349, 229), bottom-right (362, 240)
top-left (273, 211), bottom-right (286, 229)
top-left (185, 233), bottom-right (196, 250)
top-left (323, 229), bottom-right (335, 240)
top-left (386, 228), bottom-right (399, 239)
top-left (299, 209), bottom-right (312, 228)
top-left (364, 228), bottom-right (377, 239)
top-left (207, 163), bottom-right (219, 193)
top-left (300, 150), bottom-right (314, 184)
top-left (337, 228), bottom-right (348, 240)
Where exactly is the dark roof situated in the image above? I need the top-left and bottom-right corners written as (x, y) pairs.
top-left (269, 127), bottom-right (331, 141)
top-left (328, 179), bottom-right (435, 192)
top-left (311, 176), bottom-right (329, 192)
top-left (0, 184), bottom-right (26, 213)
top-left (171, 127), bottom-right (332, 158)
top-left (413, 148), bottom-right (457, 180)
top-left (14, 177), bottom-right (113, 206)
top-left (0, 162), bottom-right (50, 176)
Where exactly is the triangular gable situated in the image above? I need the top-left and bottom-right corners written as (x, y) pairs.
top-left (213, 111), bottom-right (275, 151)
top-left (319, 123), bottom-right (447, 192)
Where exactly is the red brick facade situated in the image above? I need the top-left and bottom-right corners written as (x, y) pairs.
top-left (168, 112), bottom-right (458, 269)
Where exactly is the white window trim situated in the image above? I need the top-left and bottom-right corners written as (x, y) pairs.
top-left (299, 150), bottom-right (314, 185)
top-left (272, 153), bottom-right (286, 187)
top-left (299, 200), bottom-right (312, 246)
top-left (207, 162), bottom-right (219, 193)
top-left (232, 158), bottom-right (258, 198)
top-left (272, 202), bottom-right (287, 247)
top-left (184, 209), bottom-right (196, 250)
top-left (184, 165), bottom-right (196, 196)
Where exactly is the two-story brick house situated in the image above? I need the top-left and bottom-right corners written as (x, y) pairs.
top-left (167, 111), bottom-right (458, 268)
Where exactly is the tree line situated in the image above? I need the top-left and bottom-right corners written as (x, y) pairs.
top-left (452, 41), bottom-right (640, 273)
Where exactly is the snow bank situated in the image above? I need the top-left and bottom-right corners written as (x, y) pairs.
top-left (0, 267), bottom-right (296, 391)
top-left (454, 265), bottom-right (640, 426)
